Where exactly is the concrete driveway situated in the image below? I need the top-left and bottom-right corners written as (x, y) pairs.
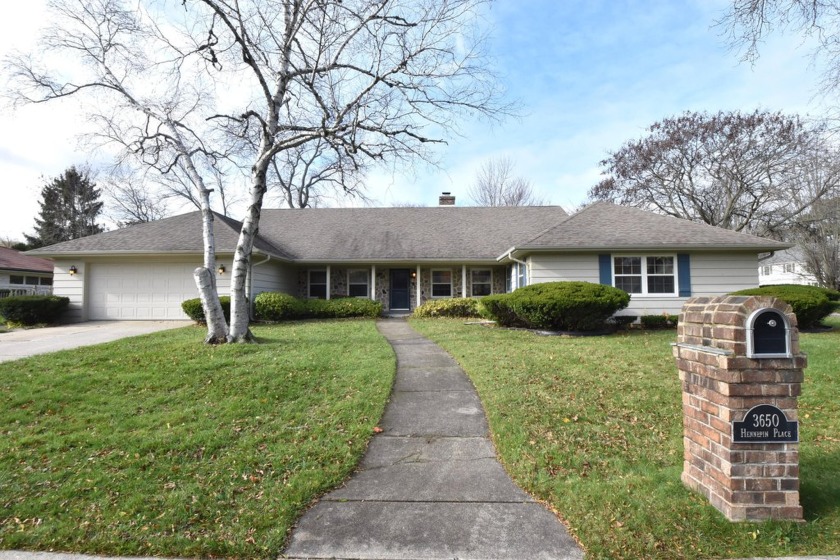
top-left (0, 321), bottom-right (193, 363)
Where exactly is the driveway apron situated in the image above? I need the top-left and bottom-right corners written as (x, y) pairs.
top-left (283, 318), bottom-right (584, 560)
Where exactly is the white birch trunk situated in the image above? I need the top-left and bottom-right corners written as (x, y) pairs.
top-left (165, 123), bottom-right (229, 343)
top-left (194, 266), bottom-right (227, 344)
top-left (228, 161), bottom-right (271, 342)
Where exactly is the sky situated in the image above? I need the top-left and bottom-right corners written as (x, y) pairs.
top-left (0, 0), bottom-right (831, 240)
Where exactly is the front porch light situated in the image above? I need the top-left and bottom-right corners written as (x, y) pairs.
top-left (218, 264), bottom-right (226, 274)
top-left (68, 266), bottom-right (78, 275)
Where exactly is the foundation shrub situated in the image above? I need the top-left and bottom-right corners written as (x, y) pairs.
top-left (413, 298), bottom-right (482, 318)
top-left (480, 281), bottom-right (630, 332)
top-left (254, 293), bottom-right (382, 321)
top-left (253, 292), bottom-right (307, 321)
top-left (730, 284), bottom-right (836, 329)
top-left (306, 297), bottom-right (382, 319)
top-left (0, 295), bottom-right (70, 325)
top-left (180, 296), bottom-right (231, 324)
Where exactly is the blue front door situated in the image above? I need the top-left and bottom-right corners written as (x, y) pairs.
top-left (390, 269), bottom-right (411, 310)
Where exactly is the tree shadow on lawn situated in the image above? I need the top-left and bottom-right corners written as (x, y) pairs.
top-left (800, 448), bottom-right (840, 521)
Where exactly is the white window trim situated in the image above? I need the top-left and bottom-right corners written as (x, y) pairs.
top-left (308, 269), bottom-right (327, 299)
top-left (347, 268), bottom-right (370, 298)
top-left (612, 254), bottom-right (679, 297)
top-left (431, 268), bottom-right (453, 299)
top-left (471, 268), bottom-right (493, 297)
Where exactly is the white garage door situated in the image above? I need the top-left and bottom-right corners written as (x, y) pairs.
top-left (88, 262), bottom-right (200, 320)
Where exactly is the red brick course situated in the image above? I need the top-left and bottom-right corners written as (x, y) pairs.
top-left (675, 296), bottom-right (804, 522)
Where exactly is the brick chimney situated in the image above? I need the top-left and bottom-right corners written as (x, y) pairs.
top-left (438, 192), bottom-right (455, 206)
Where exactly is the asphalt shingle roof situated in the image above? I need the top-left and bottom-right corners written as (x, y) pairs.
top-left (517, 202), bottom-right (791, 252)
top-left (0, 246), bottom-right (54, 273)
top-left (256, 206), bottom-right (569, 261)
top-left (28, 212), bottom-right (292, 259)
top-left (27, 202), bottom-right (788, 261)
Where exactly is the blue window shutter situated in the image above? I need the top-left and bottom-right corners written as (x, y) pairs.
top-left (678, 254), bottom-right (691, 297)
top-left (598, 254), bottom-right (612, 285)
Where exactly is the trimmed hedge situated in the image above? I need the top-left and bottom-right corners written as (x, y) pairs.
top-left (730, 284), bottom-right (838, 329)
top-left (0, 295), bottom-right (70, 325)
top-left (413, 298), bottom-right (482, 318)
top-left (181, 296), bottom-right (231, 324)
top-left (253, 292), bottom-right (382, 321)
top-left (304, 297), bottom-right (382, 319)
top-left (253, 292), bottom-right (307, 321)
top-left (479, 281), bottom-right (631, 332)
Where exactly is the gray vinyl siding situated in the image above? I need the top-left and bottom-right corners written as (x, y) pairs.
top-left (529, 254), bottom-right (600, 284)
top-left (51, 260), bottom-right (86, 322)
top-left (251, 261), bottom-right (297, 296)
top-left (527, 252), bottom-right (761, 316)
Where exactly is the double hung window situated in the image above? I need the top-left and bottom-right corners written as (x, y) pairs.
top-left (613, 256), bottom-right (676, 295)
top-left (431, 269), bottom-right (452, 298)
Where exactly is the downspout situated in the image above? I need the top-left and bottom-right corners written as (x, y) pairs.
top-left (247, 254), bottom-right (272, 320)
top-left (505, 249), bottom-right (528, 289)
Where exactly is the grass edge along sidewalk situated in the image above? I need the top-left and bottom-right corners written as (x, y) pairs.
top-left (410, 317), bottom-right (840, 560)
top-left (0, 320), bottom-right (396, 559)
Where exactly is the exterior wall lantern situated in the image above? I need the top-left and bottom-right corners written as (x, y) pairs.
top-left (68, 266), bottom-right (78, 275)
top-left (218, 264), bottom-right (226, 275)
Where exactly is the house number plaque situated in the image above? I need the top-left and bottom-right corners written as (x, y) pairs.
top-left (732, 404), bottom-right (799, 444)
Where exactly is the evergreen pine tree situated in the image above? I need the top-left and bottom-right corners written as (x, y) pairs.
top-left (25, 166), bottom-right (104, 248)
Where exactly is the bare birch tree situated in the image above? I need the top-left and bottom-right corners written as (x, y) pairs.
top-left (6, 0), bottom-right (504, 343)
top-left (468, 156), bottom-right (544, 206)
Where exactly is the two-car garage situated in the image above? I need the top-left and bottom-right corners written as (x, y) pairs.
top-left (86, 262), bottom-right (203, 320)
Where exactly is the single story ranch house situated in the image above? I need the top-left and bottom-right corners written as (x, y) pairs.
top-left (28, 200), bottom-right (790, 322)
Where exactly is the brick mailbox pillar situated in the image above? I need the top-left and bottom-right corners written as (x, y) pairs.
top-left (673, 295), bottom-right (806, 522)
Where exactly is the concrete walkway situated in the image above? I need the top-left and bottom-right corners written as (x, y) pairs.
top-left (283, 319), bottom-right (584, 560)
top-left (0, 321), bottom-right (192, 363)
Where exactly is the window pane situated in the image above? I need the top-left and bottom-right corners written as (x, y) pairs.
top-left (25, 276), bottom-right (39, 285)
top-left (647, 276), bottom-right (675, 294)
top-left (349, 270), bottom-right (368, 284)
top-left (432, 284), bottom-right (452, 297)
top-left (309, 284), bottom-right (327, 299)
top-left (614, 257), bottom-right (641, 275)
top-left (9, 275), bottom-right (24, 284)
top-left (647, 257), bottom-right (674, 275)
top-left (40, 277), bottom-right (53, 286)
top-left (432, 270), bottom-right (451, 284)
top-left (615, 276), bottom-right (642, 293)
top-left (310, 270), bottom-right (327, 283)
top-left (473, 284), bottom-right (491, 296)
top-left (349, 284), bottom-right (368, 297)
top-left (472, 270), bottom-right (491, 283)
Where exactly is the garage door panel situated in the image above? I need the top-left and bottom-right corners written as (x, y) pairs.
top-left (89, 262), bottom-right (200, 320)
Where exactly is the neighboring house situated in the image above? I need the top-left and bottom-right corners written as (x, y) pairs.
top-left (28, 200), bottom-right (790, 322)
top-left (0, 247), bottom-right (54, 298)
top-left (759, 247), bottom-right (818, 287)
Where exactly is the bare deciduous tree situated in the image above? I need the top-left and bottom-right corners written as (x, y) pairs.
top-left (589, 110), bottom-right (839, 236)
top-left (101, 169), bottom-right (169, 227)
top-left (7, 0), bottom-right (505, 343)
top-left (792, 194), bottom-right (840, 290)
top-left (468, 156), bottom-right (544, 206)
top-left (268, 139), bottom-right (366, 208)
top-left (719, 1), bottom-right (840, 97)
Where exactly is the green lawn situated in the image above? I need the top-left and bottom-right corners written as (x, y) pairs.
top-left (0, 320), bottom-right (395, 559)
top-left (411, 317), bottom-right (840, 560)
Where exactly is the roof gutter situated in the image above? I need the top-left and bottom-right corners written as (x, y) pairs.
top-left (758, 251), bottom-right (776, 262)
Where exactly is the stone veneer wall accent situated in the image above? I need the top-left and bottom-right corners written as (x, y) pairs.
top-left (673, 295), bottom-right (805, 522)
top-left (296, 265), bottom-right (508, 311)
